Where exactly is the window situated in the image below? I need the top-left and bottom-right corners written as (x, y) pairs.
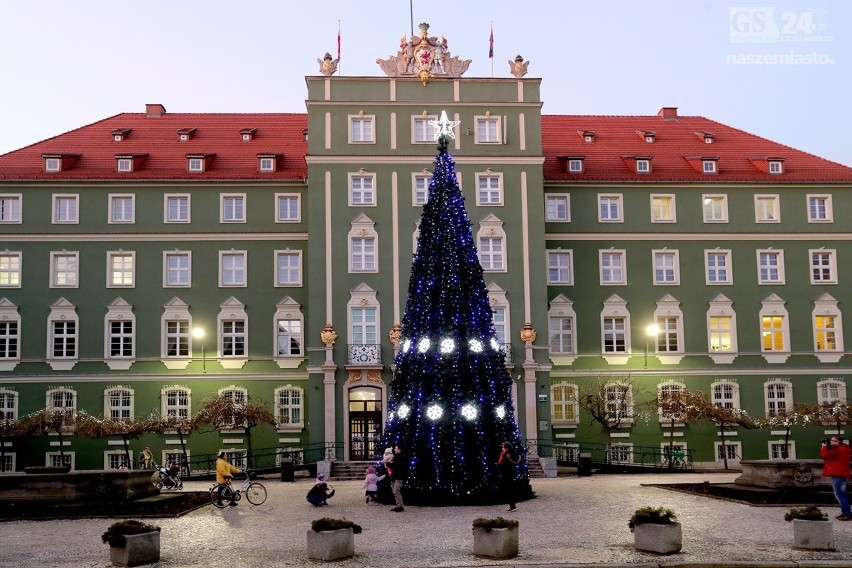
top-left (349, 215), bottom-right (378, 272)
top-left (274, 385), bottom-right (304, 428)
top-left (546, 195), bottom-right (570, 221)
top-left (709, 315), bottom-right (734, 353)
top-left (220, 251), bottom-right (247, 286)
top-left (108, 319), bottom-right (133, 355)
top-left (50, 252), bottom-right (79, 288)
top-left (259, 157), bottom-right (275, 172)
top-left (0, 253), bottom-right (21, 287)
top-left (164, 252), bottom-right (191, 287)
top-left (551, 383), bottom-right (579, 423)
top-left (477, 173), bottom-right (502, 205)
top-left (769, 160), bottom-right (784, 174)
top-left (275, 251), bottom-right (302, 286)
top-left (658, 382), bottom-right (686, 422)
top-left (475, 115), bottom-right (500, 143)
top-left (276, 319), bottom-right (302, 356)
top-left (165, 195), bottom-right (190, 223)
top-left (44, 158), bottom-right (60, 172)
top-left (412, 116), bottom-right (437, 143)
top-left (655, 316), bottom-right (680, 353)
top-left (105, 387), bottom-right (133, 421)
top-left (705, 250), bottom-right (732, 284)
top-left (815, 314), bottom-right (838, 351)
top-left (755, 194), bottom-right (780, 222)
top-left (53, 194), bottom-right (78, 223)
top-left (162, 386), bottom-right (191, 420)
top-left (547, 251), bottom-right (572, 284)
top-left (0, 319), bottom-right (19, 362)
top-left (104, 299), bottom-right (135, 368)
top-left (652, 250), bottom-right (679, 285)
top-left (762, 315), bottom-right (786, 352)
top-left (221, 319), bottom-right (246, 357)
top-left (492, 306), bottom-right (507, 345)
top-left (813, 294), bottom-right (844, 360)
top-left (276, 194), bottom-right (300, 222)
top-left (412, 173), bottom-right (430, 206)
top-left (807, 195), bottom-right (832, 222)
top-left (764, 380), bottom-right (792, 417)
top-left (702, 194), bottom-right (728, 222)
top-left (757, 250), bottom-right (785, 284)
top-left (610, 444), bottom-right (633, 464)
top-left (817, 380), bottom-right (846, 407)
top-left (109, 194), bottom-right (134, 223)
top-left (48, 452), bottom-right (74, 469)
top-left (549, 316), bottom-right (574, 354)
top-left (605, 384), bottom-right (633, 423)
top-left (51, 320), bottom-right (77, 358)
top-left (351, 307), bottom-right (377, 345)
top-left (711, 380), bottom-right (740, 409)
top-left (479, 237), bottom-right (504, 271)
top-left (273, 297), bottom-right (304, 366)
top-left (810, 249), bottom-right (837, 284)
top-left (0, 194), bottom-right (21, 223)
top-left (702, 160), bottom-right (717, 173)
top-left (707, 294), bottom-right (738, 363)
top-left (650, 194), bottom-right (675, 222)
top-left (600, 250), bottom-right (626, 285)
top-left (347, 286), bottom-right (381, 364)
top-left (107, 252), bottom-right (135, 287)
top-left (759, 295), bottom-right (790, 362)
top-left (0, 388), bottom-right (18, 420)
top-left (187, 158), bottom-right (203, 172)
top-left (769, 441), bottom-right (795, 460)
top-left (221, 194), bottom-right (246, 223)
top-left (164, 320), bottom-right (190, 357)
top-left (635, 159), bottom-right (650, 173)
top-left (350, 174), bottom-right (376, 206)
top-left (46, 387), bottom-right (77, 434)
top-left (219, 386), bottom-right (248, 429)
top-left (598, 194), bottom-right (623, 222)
top-left (568, 159), bottom-right (583, 173)
top-left (349, 115), bottom-right (374, 143)
top-left (602, 317), bottom-right (627, 353)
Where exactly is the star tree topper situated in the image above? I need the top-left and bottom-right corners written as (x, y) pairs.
top-left (429, 110), bottom-right (461, 140)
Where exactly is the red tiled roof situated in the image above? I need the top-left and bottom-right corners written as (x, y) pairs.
top-left (541, 113), bottom-right (852, 183)
top-left (0, 112), bottom-right (308, 181)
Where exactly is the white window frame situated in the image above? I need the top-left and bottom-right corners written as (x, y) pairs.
top-left (349, 115), bottom-right (375, 143)
top-left (221, 194), bottom-right (246, 223)
top-left (705, 249), bottom-right (733, 285)
top-left (0, 453), bottom-right (14, 473)
top-left (0, 194), bottom-right (22, 224)
top-left (813, 294), bottom-right (844, 362)
top-left (160, 299), bottom-right (192, 368)
top-left (754, 194), bottom-right (780, 222)
top-left (807, 194), bottom-right (833, 223)
top-left (349, 173), bottom-right (376, 206)
top-left (568, 159), bottom-right (584, 173)
top-left (259, 157), bottom-right (275, 172)
top-left (47, 452), bottom-right (75, 470)
top-left (817, 379), bottom-right (846, 407)
top-left (274, 297), bottom-right (305, 363)
top-left (276, 193), bottom-right (301, 222)
top-left (348, 214), bottom-right (379, 273)
top-left (104, 298), bottom-right (135, 369)
top-left (187, 158), bottom-right (204, 172)
top-left (161, 386), bottom-right (191, 420)
top-left (768, 160), bottom-right (784, 174)
top-left (476, 172), bottom-right (503, 205)
top-left (219, 251), bottom-right (247, 287)
top-left (605, 383), bottom-right (634, 425)
top-left (551, 383), bottom-right (579, 425)
top-left (218, 386), bottom-right (248, 430)
top-left (50, 251), bottom-right (79, 288)
top-left (707, 294), bottom-right (738, 364)
top-left (52, 194), bottom-right (79, 224)
top-left (44, 158), bottom-right (61, 172)
top-left (711, 380), bottom-right (740, 409)
top-left (0, 302), bottom-right (21, 370)
top-left (599, 250), bottom-right (626, 285)
top-left (652, 250), bottom-right (680, 285)
top-left (104, 386), bottom-right (134, 421)
top-left (809, 249), bottom-right (837, 284)
top-left (412, 173), bottom-right (430, 206)
top-left (274, 385), bottom-right (304, 430)
top-left (756, 249), bottom-right (785, 284)
top-left (488, 284), bottom-right (510, 350)
top-left (117, 158), bottom-right (132, 173)
top-left (657, 381), bottom-right (686, 423)
top-left (548, 295), bottom-right (577, 364)
top-left (546, 194), bottom-right (571, 222)
top-left (108, 194), bottom-right (135, 224)
top-left (477, 215), bottom-right (507, 272)
top-left (275, 250), bottom-right (302, 287)
top-left (0, 388), bottom-right (19, 420)
top-left (635, 159), bottom-right (650, 173)
top-left (163, 251), bottom-right (191, 288)
top-left (45, 387), bottom-right (77, 434)
top-left (653, 296), bottom-right (685, 363)
top-left (702, 160), bottom-right (717, 174)
top-left (107, 251), bottom-right (136, 288)
top-left (547, 250), bottom-right (573, 285)
top-left (164, 194), bottom-right (191, 223)
top-left (650, 194), bottom-right (676, 223)
top-left (760, 294), bottom-right (790, 363)
top-left (47, 299), bottom-right (78, 370)
top-left (702, 194), bottom-right (728, 223)
top-left (412, 115), bottom-right (437, 143)
top-left (0, 252), bottom-right (22, 288)
top-left (350, 305), bottom-right (378, 346)
top-left (598, 194), bottom-right (623, 222)
top-left (218, 297), bottom-right (248, 367)
top-left (764, 379), bottom-right (793, 418)
top-left (769, 440), bottom-right (796, 460)
top-left (600, 294), bottom-right (631, 363)
top-left (474, 115), bottom-right (501, 144)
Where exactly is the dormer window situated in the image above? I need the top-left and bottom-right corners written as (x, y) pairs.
top-left (702, 159), bottom-right (718, 174)
top-left (177, 128), bottom-right (196, 142)
top-left (117, 159), bottom-right (132, 172)
top-left (258, 154), bottom-right (280, 173)
top-left (637, 130), bottom-right (656, 143)
top-left (111, 129), bottom-right (130, 142)
top-left (705, 136), bottom-right (714, 144)
top-left (186, 153), bottom-right (214, 173)
top-left (577, 130), bottom-right (595, 143)
top-left (769, 160), bottom-right (783, 174)
top-left (188, 158), bottom-right (203, 172)
top-left (114, 154), bottom-right (147, 173)
top-left (42, 153), bottom-right (80, 173)
top-left (240, 128), bottom-right (256, 142)
top-left (45, 158), bottom-right (60, 172)
top-left (568, 158), bottom-right (584, 173)
top-left (635, 159), bottom-right (650, 173)
top-left (695, 131), bottom-right (715, 144)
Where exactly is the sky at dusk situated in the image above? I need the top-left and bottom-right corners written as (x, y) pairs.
top-left (1, 0), bottom-right (849, 166)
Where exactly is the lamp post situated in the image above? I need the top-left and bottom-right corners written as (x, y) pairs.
top-left (192, 327), bottom-right (206, 373)
top-left (644, 323), bottom-right (659, 368)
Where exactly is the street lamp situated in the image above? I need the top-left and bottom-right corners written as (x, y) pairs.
top-left (192, 327), bottom-right (206, 373)
top-left (644, 323), bottom-right (659, 368)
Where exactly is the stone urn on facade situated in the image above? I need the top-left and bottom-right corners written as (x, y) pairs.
top-left (785, 505), bottom-right (834, 550)
top-left (307, 518), bottom-right (361, 561)
top-left (472, 517), bottom-right (519, 559)
top-left (629, 507), bottom-right (682, 554)
top-left (101, 520), bottom-right (161, 567)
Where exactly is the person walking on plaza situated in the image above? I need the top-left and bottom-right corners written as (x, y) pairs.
top-left (497, 441), bottom-right (520, 512)
top-left (363, 465), bottom-right (386, 504)
top-left (389, 445), bottom-right (408, 512)
top-left (821, 435), bottom-right (852, 520)
top-left (139, 446), bottom-right (152, 469)
top-left (216, 451), bottom-right (242, 507)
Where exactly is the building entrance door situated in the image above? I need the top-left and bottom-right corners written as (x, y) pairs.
top-left (349, 386), bottom-right (382, 461)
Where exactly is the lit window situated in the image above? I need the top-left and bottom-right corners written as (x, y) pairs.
top-left (107, 252), bottom-right (135, 287)
top-left (650, 195), bottom-right (675, 222)
top-left (0, 253), bottom-right (22, 288)
top-left (762, 315), bottom-right (787, 352)
top-left (702, 194), bottom-right (728, 222)
top-left (813, 294), bottom-right (843, 359)
top-left (754, 195), bottom-right (780, 222)
top-left (551, 383), bottom-right (578, 423)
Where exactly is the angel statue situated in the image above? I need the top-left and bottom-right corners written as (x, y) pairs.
top-left (318, 52), bottom-right (339, 76)
top-left (508, 55), bottom-right (530, 78)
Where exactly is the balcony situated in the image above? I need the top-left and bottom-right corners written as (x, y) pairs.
top-left (347, 344), bottom-right (381, 365)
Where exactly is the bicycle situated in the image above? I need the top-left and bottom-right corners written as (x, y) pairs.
top-left (210, 469), bottom-right (268, 508)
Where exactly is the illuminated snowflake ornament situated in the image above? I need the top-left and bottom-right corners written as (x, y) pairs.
top-left (468, 338), bottom-right (483, 353)
top-left (426, 403), bottom-right (444, 420)
top-left (460, 403), bottom-right (478, 421)
top-left (495, 405), bottom-right (507, 419)
top-left (439, 337), bottom-right (455, 354)
top-left (396, 403), bottom-right (411, 420)
top-left (402, 339), bottom-right (411, 353)
top-left (490, 338), bottom-right (501, 351)
top-left (418, 338), bottom-right (431, 353)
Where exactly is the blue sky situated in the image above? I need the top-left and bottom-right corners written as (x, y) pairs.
top-left (1, 0), bottom-right (849, 166)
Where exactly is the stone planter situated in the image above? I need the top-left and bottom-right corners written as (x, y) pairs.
top-left (792, 519), bottom-right (834, 550)
top-left (109, 531), bottom-right (160, 567)
top-left (633, 522), bottom-right (682, 554)
top-left (306, 528), bottom-right (355, 561)
top-left (472, 526), bottom-right (519, 559)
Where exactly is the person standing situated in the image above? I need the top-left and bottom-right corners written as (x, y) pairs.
top-left (498, 441), bottom-right (520, 512)
top-left (215, 451), bottom-right (242, 507)
top-left (389, 445), bottom-right (408, 512)
top-left (821, 435), bottom-right (852, 520)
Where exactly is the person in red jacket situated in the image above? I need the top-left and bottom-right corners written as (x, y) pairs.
top-left (821, 435), bottom-right (852, 520)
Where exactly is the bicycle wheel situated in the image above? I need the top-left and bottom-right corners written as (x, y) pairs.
top-left (245, 482), bottom-right (267, 505)
top-left (210, 484), bottom-right (234, 508)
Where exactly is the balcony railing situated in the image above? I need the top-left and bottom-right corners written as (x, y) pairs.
top-left (348, 344), bottom-right (381, 365)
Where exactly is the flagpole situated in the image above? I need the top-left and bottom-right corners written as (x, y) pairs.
top-left (410, 0), bottom-right (414, 38)
top-left (337, 20), bottom-right (341, 76)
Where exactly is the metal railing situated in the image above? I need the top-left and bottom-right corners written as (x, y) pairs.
top-left (527, 439), bottom-right (694, 471)
top-left (181, 442), bottom-right (343, 478)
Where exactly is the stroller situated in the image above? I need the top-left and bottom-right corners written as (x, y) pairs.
top-left (154, 462), bottom-right (183, 490)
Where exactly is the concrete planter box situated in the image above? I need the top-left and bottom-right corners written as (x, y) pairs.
top-left (792, 519), bottom-right (834, 550)
top-left (109, 532), bottom-right (160, 567)
top-left (306, 528), bottom-right (354, 561)
top-left (472, 526), bottom-right (519, 559)
top-left (634, 522), bottom-right (682, 554)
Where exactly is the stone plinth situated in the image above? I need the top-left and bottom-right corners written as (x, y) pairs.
top-left (306, 528), bottom-right (354, 561)
top-left (735, 459), bottom-right (828, 489)
top-left (472, 526), bottom-right (519, 559)
top-left (792, 519), bottom-right (834, 550)
top-left (109, 531), bottom-right (161, 567)
top-left (634, 522), bottom-right (682, 554)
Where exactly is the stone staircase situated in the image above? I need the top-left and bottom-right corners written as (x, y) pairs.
top-left (329, 458), bottom-right (547, 481)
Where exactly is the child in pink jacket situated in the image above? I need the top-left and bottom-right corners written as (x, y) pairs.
top-left (363, 465), bottom-right (386, 504)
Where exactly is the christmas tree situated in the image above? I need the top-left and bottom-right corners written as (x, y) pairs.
top-left (383, 112), bottom-right (529, 505)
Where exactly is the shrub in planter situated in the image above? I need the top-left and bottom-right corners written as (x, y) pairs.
top-left (629, 506), bottom-right (681, 555)
top-left (472, 517), bottom-right (519, 559)
top-left (307, 517), bottom-right (361, 561)
top-left (102, 520), bottom-right (161, 567)
top-left (784, 505), bottom-right (828, 522)
top-left (785, 505), bottom-right (834, 550)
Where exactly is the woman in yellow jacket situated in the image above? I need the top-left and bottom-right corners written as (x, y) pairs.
top-left (215, 451), bottom-right (242, 506)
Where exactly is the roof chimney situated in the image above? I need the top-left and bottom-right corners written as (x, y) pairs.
top-left (658, 107), bottom-right (678, 120)
top-left (146, 103), bottom-right (167, 118)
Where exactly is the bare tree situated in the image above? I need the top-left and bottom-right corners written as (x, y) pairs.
top-left (17, 409), bottom-right (76, 465)
top-left (815, 400), bottom-right (852, 433)
top-left (688, 392), bottom-right (757, 470)
top-left (648, 387), bottom-right (701, 467)
top-left (76, 411), bottom-right (150, 468)
top-left (758, 403), bottom-right (817, 459)
top-left (150, 412), bottom-right (197, 474)
top-left (578, 374), bottom-right (641, 449)
top-left (195, 395), bottom-right (276, 468)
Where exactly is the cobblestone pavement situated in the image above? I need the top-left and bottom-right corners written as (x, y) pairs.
top-left (2, 472), bottom-right (852, 567)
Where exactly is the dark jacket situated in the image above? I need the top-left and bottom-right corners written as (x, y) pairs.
top-left (390, 451), bottom-right (409, 480)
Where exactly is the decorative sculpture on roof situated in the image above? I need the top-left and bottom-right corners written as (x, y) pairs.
top-left (509, 55), bottom-right (530, 78)
top-left (376, 23), bottom-right (471, 85)
top-left (317, 52), bottom-right (339, 76)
